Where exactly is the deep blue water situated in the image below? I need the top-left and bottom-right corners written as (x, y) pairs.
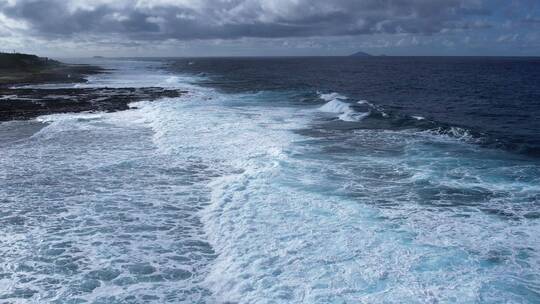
top-left (171, 57), bottom-right (540, 157)
top-left (0, 58), bottom-right (539, 303)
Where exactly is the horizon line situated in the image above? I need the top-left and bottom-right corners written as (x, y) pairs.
top-left (55, 54), bottom-right (540, 59)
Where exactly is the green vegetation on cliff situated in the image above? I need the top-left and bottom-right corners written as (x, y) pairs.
top-left (0, 52), bottom-right (101, 87)
top-left (0, 52), bottom-right (60, 71)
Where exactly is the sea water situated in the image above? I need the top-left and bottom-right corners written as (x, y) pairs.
top-left (1, 58), bottom-right (539, 303)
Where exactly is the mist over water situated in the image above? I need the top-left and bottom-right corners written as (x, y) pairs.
top-left (1, 58), bottom-right (539, 303)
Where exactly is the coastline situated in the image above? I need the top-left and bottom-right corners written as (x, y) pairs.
top-left (0, 60), bottom-right (186, 122)
top-left (0, 61), bottom-right (103, 88)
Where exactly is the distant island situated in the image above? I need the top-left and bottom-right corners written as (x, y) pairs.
top-left (349, 51), bottom-right (373, 57)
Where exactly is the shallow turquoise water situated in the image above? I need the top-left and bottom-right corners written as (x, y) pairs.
top-left (1, 59), bottom-right (539, 303)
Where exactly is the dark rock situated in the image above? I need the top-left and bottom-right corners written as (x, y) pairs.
top-left (0, 54), bottom-right (185, 121)
top-left (0, 87), bottom-right (187, 121)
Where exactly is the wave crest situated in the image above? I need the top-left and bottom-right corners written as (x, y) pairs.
top-left (318, 92), bottom-right (369, 122)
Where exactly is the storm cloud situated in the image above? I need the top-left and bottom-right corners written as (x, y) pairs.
top-left (0, 0), bottom-right (538, 56)
top-left (1, 0), bottom-right (494, 40)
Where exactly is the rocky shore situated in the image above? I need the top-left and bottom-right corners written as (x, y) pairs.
top-left (0, 87), bottom-right (186, 121)
top-left (0, 53), bottom-right (186, 121)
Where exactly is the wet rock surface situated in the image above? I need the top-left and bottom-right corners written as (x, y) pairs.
top-left (0, 87), bottom-right (186, 121)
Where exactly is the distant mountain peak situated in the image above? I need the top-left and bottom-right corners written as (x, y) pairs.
top-left (349, 51), bottom-right (372, 57)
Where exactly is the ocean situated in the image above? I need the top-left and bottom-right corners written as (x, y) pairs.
top-left (0, 57), bottom-right (539, 303)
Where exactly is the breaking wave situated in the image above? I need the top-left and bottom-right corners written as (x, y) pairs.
top-left (1, 60), bottom-right (539, 304)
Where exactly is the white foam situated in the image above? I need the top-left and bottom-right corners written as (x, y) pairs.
top-left (35, 112), bottom-right (104, 123)
top-left (15, 59), bottom-right (202, 91)
top-left (319, 99), bottom-right (350, 113)
top-left (319, 99), bottom-right (369, 122)
top-left (1, 62), bottom-right (226, 303)
top-left (0, 94), bottom-right (17, 100)
top-left (412, 126), bottom-right (478, 143)
top-left (2, 59), bottom-right (539, 304)
top-left (0, 95), bottom-right (36, 101)
top-left (319, 92), bottom-right (348, 102)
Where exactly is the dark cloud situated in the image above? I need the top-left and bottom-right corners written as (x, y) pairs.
top-left (2, 0), bottom-right (160, 36)
top-left (1, 0), bottom-right (496, 40)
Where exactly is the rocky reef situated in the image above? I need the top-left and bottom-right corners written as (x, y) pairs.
top-left (0, 53), bottom-right (186, 121)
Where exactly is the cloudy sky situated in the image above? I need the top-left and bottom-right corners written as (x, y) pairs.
top-left (0, 0), bottom-right (539, 57)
